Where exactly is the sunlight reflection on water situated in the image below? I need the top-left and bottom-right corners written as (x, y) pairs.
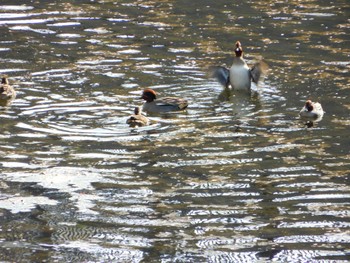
top-left (0, 0), bottom-right (349, 262)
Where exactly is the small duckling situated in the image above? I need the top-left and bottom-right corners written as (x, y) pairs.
top-left (210, 41), bottom-right (268, 92)
top-left (299, 100), bottom-right (324, 119)
top-left (126, 106), bottom-right (150, 127)
top-left (141, 88), bottom-right (188, 113)
top-left (0, 76), bottom-right (16, 106)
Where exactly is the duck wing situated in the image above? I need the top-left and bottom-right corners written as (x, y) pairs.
top-left (250, 60), bottom-right (268, 84)
top-left (208, 66), bottom-right (230, 88)
top-left (313, 102), bottom-right (324, 112)
top-left (157, 97), bottom-right (188, 110)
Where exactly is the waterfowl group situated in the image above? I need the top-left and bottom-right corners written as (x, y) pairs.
top-left (0, 76), bottom-right (16, 106)
top-left (126, 89), bottom-right (188, 127)
top-left (299, 100), bottom-right (324, 119)
top-left (1, 41), bottom-right (325, 128)
top-left (124, 41), bottom-right (325, 127)
top-left (210, 41), bottom-right (268, 92)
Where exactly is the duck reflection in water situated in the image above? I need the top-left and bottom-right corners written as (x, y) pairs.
top-left (209, 41), bottom-right (268, 94)
top-left (0, 76), bottom-right (16, 107)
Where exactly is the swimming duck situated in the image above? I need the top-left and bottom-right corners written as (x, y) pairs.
top-left (126, 106), bottom-right (150, 127)
top-left (210, 41), bottom-right (268, 92)
top-left (299, 100), bottom-right (324, 119)
top-left (0, 76), bottom-right (16, 105)
top-left (141, 89), bottom-right (188, 113)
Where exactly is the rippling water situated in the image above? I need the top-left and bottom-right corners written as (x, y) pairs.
top-left (0, 0), bottom-right (349, 262)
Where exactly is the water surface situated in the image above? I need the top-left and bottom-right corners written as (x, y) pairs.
top-left (0, 0), bottom-right (349, 262)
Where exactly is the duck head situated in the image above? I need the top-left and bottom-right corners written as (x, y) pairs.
top-left (141, 89), bottom-right (157, 102)
top-left (305, 100), bottom-right (314, 111)
top-left (1, 76), bottom-right (9, 85)
top-left (234, 41), bottom-right (243, 57)
top-left (134, 106), bottom-right (141, 115)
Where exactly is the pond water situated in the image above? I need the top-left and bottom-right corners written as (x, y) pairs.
top-left (0, 0), bottom-right (349, 262)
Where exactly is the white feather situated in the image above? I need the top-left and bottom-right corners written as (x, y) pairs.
top-left (229, 63), bottom-right (251, 91)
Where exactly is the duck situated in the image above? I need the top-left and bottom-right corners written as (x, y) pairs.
top-left (210, 41), bottom-right (268, 92)
top-left (126, 106), bottom-right (150, 127)
top-left (299, 100), bottom-right (324, 119)
top-left (0, 76), bottom-right (16, 106)
top-left (141, 88), bottom-right (188, 113)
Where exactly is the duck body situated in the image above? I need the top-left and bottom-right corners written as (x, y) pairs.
top-left (299, 100), bottom-right (324, 119)
top-left (126, 107), bottom-right (149, 127)
top-left (210, 41), bottom-right (267, 92)
top-left (141, 89), bottom-right (188, 113)
top-left (229, 57), bottom-right (251, 91)
top-left (0, 77), bottom-right (16, 105)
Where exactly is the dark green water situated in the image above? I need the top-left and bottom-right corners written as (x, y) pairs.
top-left (0, 0), bottom-right (349, 262)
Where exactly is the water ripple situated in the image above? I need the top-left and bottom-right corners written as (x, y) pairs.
top-left (156, 158), bottom-right (263, 167)
top-left (0, 0), bottom-right (349, 262)
top-left (278, 221), bottom-right (350, 229)
top-left (0, 5), bottom-right (34, 11)
top-left (9, 25), bottom-right (56, 34)
top-left (0, 18), bottom-right (53, 25)
top-left (57, 241), bottom-right (144, 262)
top-left (208, 252), bottom-right (259, 263)
top-left (274, 233), bottom-right (350, 244)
